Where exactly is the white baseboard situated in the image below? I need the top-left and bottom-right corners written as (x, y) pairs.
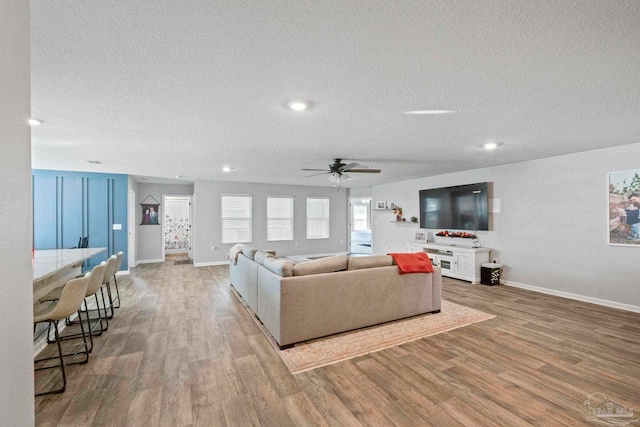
top-left (136, 259), bottom-right (164, 264)
top-left (505, 280), bottom-right (640, 314)
top-left (194, 260), bottom-right (229, 267)
top-left (116, 269), bottom-right (130, 275)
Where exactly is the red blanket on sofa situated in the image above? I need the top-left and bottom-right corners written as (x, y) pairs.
top-left (388, 252), bottom-right (434, 274)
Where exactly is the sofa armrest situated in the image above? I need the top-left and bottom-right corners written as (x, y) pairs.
top-left (431, 266), bottom-right (442, 311)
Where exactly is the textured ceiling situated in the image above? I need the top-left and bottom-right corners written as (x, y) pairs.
top-left (31, 0), bottom-right (640, 187)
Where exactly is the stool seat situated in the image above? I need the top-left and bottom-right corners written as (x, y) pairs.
top-left (39, 287), bottom-right (63, 304)
top-left (33, 301), bottom-right (57, 323)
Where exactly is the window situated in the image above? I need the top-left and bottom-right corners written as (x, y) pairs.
top-left (307, 197), bottom-right (330, 239)
top-left (267, 197), bottom-right (293, 241)
top-left (221, 195), bottom-right (252, 243)
top-left (352, 204), bottom-right (370, 231)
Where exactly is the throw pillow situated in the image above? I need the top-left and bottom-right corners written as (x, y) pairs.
top-left (292, 254), bottom-right (348, 276)
top-left (241, 246), bottom-right (258, 260)
top-left (262, 258), bottom-right (294, 277)
top-left (347, 255), bottom-right (394, 270)
top-left (254, 250), bottom-right (276, 265)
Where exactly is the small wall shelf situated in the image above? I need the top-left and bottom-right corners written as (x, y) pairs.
top-left (391, 221), bottom-right (419, 226)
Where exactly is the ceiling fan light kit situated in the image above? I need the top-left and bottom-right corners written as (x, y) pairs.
top-left (302, 158), bottom-right (381, 184)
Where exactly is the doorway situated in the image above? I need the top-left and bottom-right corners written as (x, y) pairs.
top-left (162, 195), bottom-right (192, 263)
top-left (349, 198), bottom-right (372, 255)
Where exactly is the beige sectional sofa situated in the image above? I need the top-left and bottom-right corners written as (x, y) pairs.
top-left (229, 247), bottom-right (442, 349)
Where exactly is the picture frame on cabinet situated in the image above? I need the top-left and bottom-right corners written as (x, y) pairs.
top-left (415, 232), bottom-right (427, 242)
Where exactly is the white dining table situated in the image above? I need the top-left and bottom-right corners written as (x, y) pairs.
top-left (33, 248), bottom-right (107, 303)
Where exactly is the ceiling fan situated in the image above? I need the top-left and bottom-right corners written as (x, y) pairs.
top-left (302, 158), bottom-right (381, 184)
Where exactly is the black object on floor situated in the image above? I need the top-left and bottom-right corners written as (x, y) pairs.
top-left (174, 259), bottom-right (193, 265)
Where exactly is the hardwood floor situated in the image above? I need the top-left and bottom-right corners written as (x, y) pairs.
top-left (34, 262), bottom-right (640, 426)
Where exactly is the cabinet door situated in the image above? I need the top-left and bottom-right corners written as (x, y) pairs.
top-left (453, 253), bottom-right (473, 277)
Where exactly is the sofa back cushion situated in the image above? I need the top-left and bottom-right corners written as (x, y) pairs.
top-left (241, 246), bottom-right (258, 260)
top-left (292, 254), bottom-right (349, 276)
top-left (254, 250), bottom-right (276, 264)
top-left (262, 258), bottom-right (294, 277)
top-left (347, 255), bottom-right (394, 270)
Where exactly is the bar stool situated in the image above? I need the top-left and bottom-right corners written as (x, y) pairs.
top-left (39, 262), bottom-right (109, 352)
top-left (110, 251), bottom-right (124, 309)
top-left (34, 274), bottom-right (90, 396)
top-left (102, 255), bottom-right (119, 319)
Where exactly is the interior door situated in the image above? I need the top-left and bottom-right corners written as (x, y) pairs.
top-left (349, 198), bottom-right (372, 254)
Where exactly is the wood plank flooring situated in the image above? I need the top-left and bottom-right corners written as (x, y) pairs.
top-left (34, 262), bottom-right (640, 426)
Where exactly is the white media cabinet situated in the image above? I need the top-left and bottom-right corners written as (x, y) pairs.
top-left (407, 242), bottom-right (490, 284)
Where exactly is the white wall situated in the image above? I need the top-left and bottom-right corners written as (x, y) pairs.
top-left (137, 183), bottom-right (194, 262)
top-left (0, 1), bottom-right (34, 424)
top-left (373, 142), bottom-right (640, 309)
top-left (193, 180), bottom-right (348, 264)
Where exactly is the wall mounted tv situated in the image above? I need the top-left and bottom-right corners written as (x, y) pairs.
top-left (419, 182), bottom-right (489, 231)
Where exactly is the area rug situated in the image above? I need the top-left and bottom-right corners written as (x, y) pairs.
top-left (243, 296), bottom-right (495, 374)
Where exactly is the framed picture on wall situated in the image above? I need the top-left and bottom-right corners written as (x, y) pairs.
top-left (141, 204), bottom-right (160, 225)
top-left (608, 169), bottom-right (640, 246)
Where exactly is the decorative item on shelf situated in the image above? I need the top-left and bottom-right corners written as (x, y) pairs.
top-left (376, 201), bottom-right (387, 209)
top-left (393, 206), bottom-right (403, 222)
top-left (435, 230), bottom-right (477, 239)
top-left (415, 232), bottom-right (427, 242)
top-left (410, 216), bottom-right (418, 223)
top-left (140, 195), bottom-right (161, 225)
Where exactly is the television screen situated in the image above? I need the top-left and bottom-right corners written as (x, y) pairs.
top-left (419, 182), bottom-right (489, 231)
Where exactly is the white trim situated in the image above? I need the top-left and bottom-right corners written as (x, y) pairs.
top-left (137, 259), bottom-right (165, 264)
top-left (116, 270), bottom-right (130, 275)
top-left (194, 260), bottom-right (229, 267)
top-left (505, 280), bottom-right (640, 314)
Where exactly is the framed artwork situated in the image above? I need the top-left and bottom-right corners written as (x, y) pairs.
top-left (608, 169), bottom-right (640, 246)
top-left (376, 201), bottom-right (387, 209)
top-left (415, 232), bottom-right (427, 242)
top-left (141, 203), bottom-right (160, 225)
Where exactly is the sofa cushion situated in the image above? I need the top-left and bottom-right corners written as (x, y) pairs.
top-left (347, 255), bottom-right (394, 270)
top-left (292, 254), bottom-right (349, 276)
top-left (262, 257), bottom-right (294, 277)
top-left (241, 246), bottom-right (258, 260)
top-left (254, 250), bottom-right (276, 265)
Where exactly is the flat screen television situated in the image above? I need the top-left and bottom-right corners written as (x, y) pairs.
top-left (419, 182), bottom-right (489, 231)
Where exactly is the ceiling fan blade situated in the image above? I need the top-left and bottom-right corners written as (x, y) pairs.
top-left (301, 168), bottom-right (329, 172)
top-left (349, 168), bottom-right (381, 173)
top-left (339, 162), bottom-right (360, 172)
top-left (303, 171), bottom-right (330, 178)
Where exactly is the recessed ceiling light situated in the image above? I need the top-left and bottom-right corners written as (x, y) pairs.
top-left (287, 100), bottom-right (311, 111)
top-left (87, 160), bottom-right (103, 164)
top-left (222, 166), bottom-right (233, 172)
top-left (482, 142), bottom-right (500, 150)
top-left (28, 118), bottom-right (43, 126)
top-left (176, 175), bottom-right (186, 179)
top-left (403, 110), bottom-right (455, 115)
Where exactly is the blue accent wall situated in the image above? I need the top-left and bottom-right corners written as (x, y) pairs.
top-left (32, 170), bottom-right (128, 271)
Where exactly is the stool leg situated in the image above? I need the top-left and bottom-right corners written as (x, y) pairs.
top-left (35, 320), bottom-right (67, 396)
top-left (100, 286), bottom-right (112, 328)
top-left (112, 275), bottom-right (121, 309)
